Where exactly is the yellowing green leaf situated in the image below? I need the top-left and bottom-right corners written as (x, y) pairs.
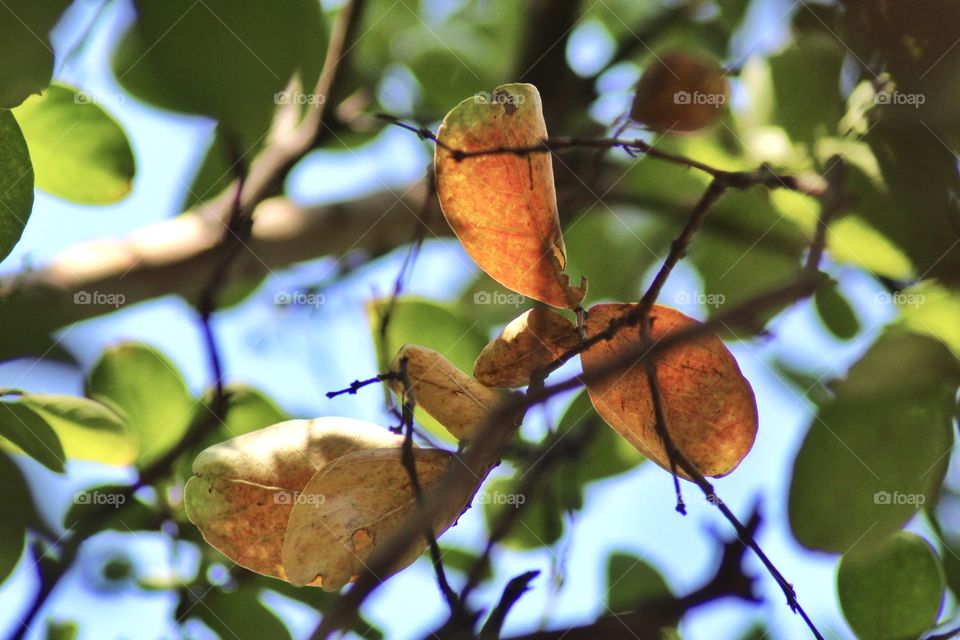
top-left (21, 394), bottom-right (136, 466)
top-left (86, 343), bottom-right (194, 467)
top-left (13, 84), bottom-right (135, 204)
top-left (435, 83), bottom-right (585, 308)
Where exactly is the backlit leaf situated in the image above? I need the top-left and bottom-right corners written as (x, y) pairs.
top-left (581, 304), bottom-right (757, 478)
top-left (13, 84), bottom-right (136, 204)
top-left (435, 83), bottom-right (586, 308)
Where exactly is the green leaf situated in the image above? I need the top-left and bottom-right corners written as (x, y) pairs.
top-left (768, 34), bottom-right (845, 146)
top-left (563, 210), bottom-right (669, 305)
top-left (788, 331), bottom-right (960, 552)
top-left (557, 390), bottom-right (644, 485)
top-left (0, 110), bottom-right (34, 263)
top-left (369, 296), bottom-right (488, 442)
top-left (86, 343), bottom-right (195, 467)
top-left (437, 546), bottom-right (491, 581)
top-left (482, 475), bottom-right (567, 550)
top-left (837, 532), bottom-right (944, 640)
top-left (0, 401), bottom-right (66, 472)
top-left (63, 485), bottom-right (156, 531)
top-left (114, 0), bottom-right (325, 147)
top-left (0, 0), bottom-right (71, 108)
top-left (897, 281), bottom-right (960, 358)
top-left (606, 552), bottom-right (671, 614)
top-left (21, 394), bottom-right (137, 466)
top-left (863, 123), bottom-right (960, 283)
top-left (813, 283), bottom-right (859, 340)
top-left (191, 584), bottom-right (292, 640)
top-left (0, 452), bottom-right (31, 583)
top-left (13, 84), bottom-right (136, 204)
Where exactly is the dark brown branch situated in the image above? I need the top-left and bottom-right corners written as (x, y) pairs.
top-left (478, 571), bottom-right (541, 640)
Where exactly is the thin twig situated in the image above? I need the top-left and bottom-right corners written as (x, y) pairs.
top-left (326, 372), bottom-right (399, 398)
top-left (395, 357), bottom-right (460, 612)
top-left (478, 571), bottom-right (541, 640)
top-left (377, 114), bottom-right (826, 196)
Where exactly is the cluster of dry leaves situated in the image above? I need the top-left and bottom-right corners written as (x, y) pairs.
top-left (185, 60), bottom-right (758, 590)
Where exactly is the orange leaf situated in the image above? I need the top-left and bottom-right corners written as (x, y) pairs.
top-left (474, 307), bottom-right (579, 388)
top-left (580, 303), bottom-right (757, 477)
top-left (435, 83), bottom-right (586, 308)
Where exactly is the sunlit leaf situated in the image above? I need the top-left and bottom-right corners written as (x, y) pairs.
top-left (13, 84), bottom-right (136, 204)
top-left (837, 531), bottom-right (944, 640)
top-left (897, 281), bottom-right (960, 358)
top-left (435, 83), bottom-right (586, 308)
top-left (21, 394), bottom-right (137, 466)
top-left (0, 401), bottom-right (66, 472)
top-left (0, 111), bottom-right (33, 264)
top-left (581, 303), bottom-right (757, 478)
top-left (86, 343), bottom-right (194, 467)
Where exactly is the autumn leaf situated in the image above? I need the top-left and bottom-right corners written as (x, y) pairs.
top-left (473, 307), bottom-right (579, 387)
top-left (184, 417), bottom-right (406, 585)
top-left (281, 447), bottom-right (457, 589)
top-left (389, 344), bottom-right (505, 442)
top-left (435, 83), bottom-right (586, 308)
top-left (580, 303), bottom-right (757, 478)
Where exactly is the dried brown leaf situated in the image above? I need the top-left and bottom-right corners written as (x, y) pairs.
top-left (281, 447), bottom-right (459, 589)
top-left (580, 303), bottom-right (757, 477)
top-left (473, 307), bottom-right (579, 387)
top-left (184, 418), bottom-right (404, 584)
top-left (390, 344), bottom-right (504, 442)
